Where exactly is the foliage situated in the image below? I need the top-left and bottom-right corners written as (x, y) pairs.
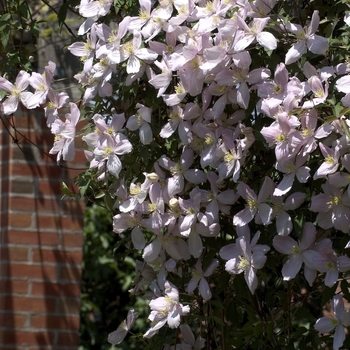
top-left (79, 205), bottom-right (148, 350)
top-left (2, 0), bottom-right (350, 349)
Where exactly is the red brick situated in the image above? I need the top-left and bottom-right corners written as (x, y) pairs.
top-left (4, 263), bottom-right (57, 280)
top-left (56, 331), bottom-right (79, 346)
top-left (59, 267), bottom-right (81, 282)
top-left (10, 180), bottom-right (35, 194)
top-left (10, 162), bottom-right (62, 179)
top-left (62, 199), bottom-right (84, 216)
top-left (30, 314), bottom-right (80, 329)
top-left (9, 213), bottom-right (32, 228)
top-left (0, 313), bottom-right (27, 328)
top-left (32, 282), bottom-right (81, 298)
top-left (61, 234), bottom-right (83, 248)
top-left (32, 249), bottom-right (82, 265)
top-left (5, 231), bottom-right (59, 246)
top-left (1, 330), bottom-right (54, 345)
top-left (0, 247), bottom-right (29, 261)
top-left (38, 180), bottom-right (66, 195)
top-left (62, 217), bottom-right (84, 231)
top-left (56, 298), bottom-right (80, 315)
top-left (1, 296), bottom-right (56, 312)
top-left (9, 197), bottom-right (61, 212)
top-left (1, 280), bottom-right (28, 294)
top-left (36, 215), bottom-right (61, 229)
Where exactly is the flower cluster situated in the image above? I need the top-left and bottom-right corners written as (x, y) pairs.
top-left (2, 0), bottom-right (350, 348)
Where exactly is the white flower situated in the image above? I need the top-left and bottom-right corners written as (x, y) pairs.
top-left (315, 295), bottom-right (350, 350)
top-left (144, 281), bottom-right (190, 338)
top-left (284, 10), bottom-right (329, 65)
top-left (108, 309), bottom-right (138, 345)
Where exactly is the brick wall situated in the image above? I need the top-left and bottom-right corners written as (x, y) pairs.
top-left (0, 107), bottom-right (86, 350)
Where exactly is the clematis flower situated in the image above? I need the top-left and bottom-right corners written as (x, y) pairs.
top-left (313, 144), bottom-right (340, 180)
top-left (29, 61), bottom-right (56, 105)
top-left (144, 281), bottom-right (190, 338)
top-left (271, 192), bottom-right (306, 236)
top-left (79, 0), bottom-right (113, 19)
top-left (220, 230), bottom-right (269, 294)
top-left (187, 259), bottom-right (219, 301)
top-left (273, 222), bottom-right (318, 285)
top-left (108, 309), bottom-right (138, 345)
top-left (92, 133), bottom-right (132, 178)
top-left (234, 16), bottom-right (277, 51)
top-left (159, 104), bottom-right (198, 145)
top-left (0, 70), bottom-right (36, 114)
top-left (284, 10), bottom-right (329, 65)
top-left (169, 324), bottom-right (205, 349)
top-left (49, 102), bottom-right (80, 163)
top-left (126, 103), bottom-right (153, 145)
top-left (44, 90), bottom-right (69, 127)
top-left (274, 153), bottom-right (310, 196)
top-left (109, 31), bottom-right (158, 74)
top-left (314, 295), bottom-right (350, 350)
top-left (304, 238), bottom-right (339, 287)
top-left (158, 148), bottom-right (206, 197)
top-left (233, 177), bottom-right (275, 226)
top-left (310, 182), bottom-right (350, 233)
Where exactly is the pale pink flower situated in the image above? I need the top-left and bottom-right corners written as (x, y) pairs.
top-left (187, 259), bottom-right (219, 301)
top-left (205, 171), bottom-right (238, 222)
top-left (233, 177), bottom-right (275, 226)
top-left (93, 133), bottom-right (132, 178)
top-left (299, 109), bottom-right (332, 157)
top-left (79, 0), bottom-right (112, 18)
top-left (313, 144), bottom-right (340, 180)
top-left (274, 153), bottom-right (310, 196)
top-left (119, 176), bottom-right (152, 213)
top-left (310, 182), bottom-right (350, 233)
top-left (314, 295), bottom-right (350, 350)
top-left (273, 222), bottom-right (318, 285)
top-left (220, 231), bottom-right (269, 294)
top-left (108, 309), bottom-right (138, 345)
top-left (271, 192), bottom-right (306, 236)
top-left (0, 70), bottom-right (36, 114)
top-left (159, 104), bottom-right (198, 145)
top-left (234, 16), bottom-right (277, 51)
top-left (158, 149), bottom-right (206, 197)
top-left (284, 10), bottom-right (329, 65)
top-left (248, 0), bottom-right (276, 18)
top-left (170, 324), bottom-right (205, 350)
top-left (29, 61), bottom-right (56, 105)
top-left (110, 31), bottom-right (158, 74)
top-left (148, 57), bottom-right (172, 97)
top-left (113, 212), bottom-right (145, 250)
top-left (216, 131), bottom-right (243, 182)
top-left (143, 281), bottom-right (190, 338)
top-left (44, 90), bottom-right (69, 126)
top-left (261, 112), bottom-right (303, 161)
top-left (304, 238), bottom-right (339, 287)
top-left (302, 75), bottom-right (329, 108)
top-left (49, 102), bottom-right (80, 163)
top-left (126, 103), bottom-right (153, 145)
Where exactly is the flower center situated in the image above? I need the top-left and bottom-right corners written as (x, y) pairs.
top-left (238, 256), bottom-right (250, 270)
top-left (224, 151), bottom-right (237, 163)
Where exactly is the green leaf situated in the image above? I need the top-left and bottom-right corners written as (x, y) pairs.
top-left (57, 2), bottom-right (70, 32)
top-left (0, 13), bottom-right (11, 22)
top-left (340, 279), bottom-right (350, 300)
top-left (211, 315), bottom-right (225, 326)
top-left (61, 182), bottom-right (73, 199)
top-left (321, 284), bottom-right (338, 306)
top-left (0, 25), bottom-right (10, 48)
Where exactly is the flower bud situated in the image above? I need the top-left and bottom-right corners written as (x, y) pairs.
top-left (169, 198), bottom-right (179, 210)
top-left (146, 172), bottom-right (159, 182)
